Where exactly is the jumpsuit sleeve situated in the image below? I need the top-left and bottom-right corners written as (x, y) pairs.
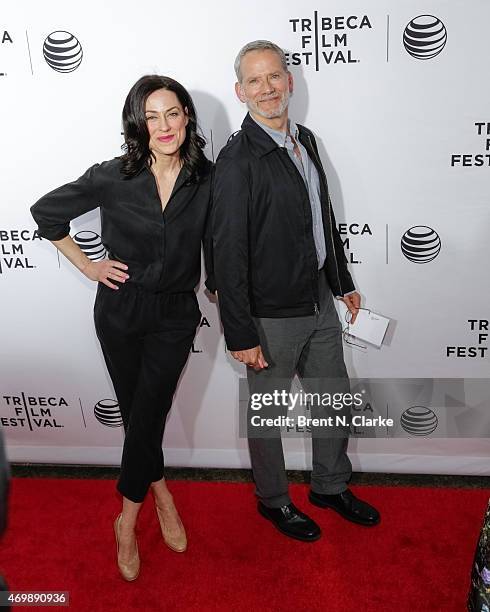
top-left (30, 164), bottom-right (101, 240)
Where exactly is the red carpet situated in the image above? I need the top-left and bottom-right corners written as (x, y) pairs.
top-left (1, 479), bottom-right (487, 611)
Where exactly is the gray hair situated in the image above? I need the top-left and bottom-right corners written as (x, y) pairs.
top-left (234, 40), bottom-right (288, 82)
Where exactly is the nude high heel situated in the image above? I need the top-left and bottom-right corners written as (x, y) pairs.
top-left (113, 514), bottom-right (140, 581)
top-left (155, 504), bottom-right (187, 553)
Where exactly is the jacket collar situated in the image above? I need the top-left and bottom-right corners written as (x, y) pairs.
top-left (241, 113), bottom-right (280, 158)
top-left (241, 112), bottom-right (311, 158)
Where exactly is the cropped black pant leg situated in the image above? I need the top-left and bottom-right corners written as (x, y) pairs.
top-left (94, 282), bottom-right (200, 503)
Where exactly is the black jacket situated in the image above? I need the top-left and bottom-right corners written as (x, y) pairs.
top-left (31, 157), bottom-right (214, 293)
top-left (212, 113), bottom-right (354, 352)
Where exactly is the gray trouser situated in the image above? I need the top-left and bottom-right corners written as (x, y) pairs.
top-left (247, 271), bottom-right (352, 508)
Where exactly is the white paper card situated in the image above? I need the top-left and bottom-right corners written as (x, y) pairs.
top-left (348, 309), bottom-right (390, 348)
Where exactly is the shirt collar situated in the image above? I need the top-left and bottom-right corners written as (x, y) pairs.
top-left (249, 114), bottom-right (299, 149)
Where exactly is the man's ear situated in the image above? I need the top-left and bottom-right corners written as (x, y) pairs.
top-left (288, 71), bottom-right (294, 94)
top-left (235, 81), bottom-right (246, 103)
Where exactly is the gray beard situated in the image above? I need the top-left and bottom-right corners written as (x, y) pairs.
top-left (246, 90), bottom-right (290, 119)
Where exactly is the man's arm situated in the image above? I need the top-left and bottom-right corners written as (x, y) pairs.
top-left (212, 154), bottom-right (266, 368)
top-left (203, 168), bottom-right (216, 294)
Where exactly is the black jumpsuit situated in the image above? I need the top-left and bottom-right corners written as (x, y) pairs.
top-left (31, 157), bottom-right (214, 503)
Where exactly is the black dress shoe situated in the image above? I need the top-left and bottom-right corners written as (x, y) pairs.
top-left (309, 489), bottom-right (380, 526)
top-left (258, 501), bottom-right (321, 542)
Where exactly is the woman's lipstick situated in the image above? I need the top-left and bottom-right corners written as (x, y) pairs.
top-left (157, 135), bottom-right (175, 143)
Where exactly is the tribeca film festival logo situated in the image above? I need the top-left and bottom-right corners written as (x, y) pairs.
top-left (94, 399), bottom-right (122, 427)
top-left (446, 319), bottom-right (488, 359)
top-left (72, 231), bottom-right (106, 261)
top-left (1, 394), bottom-right (67, 430)
top-left (287, 13), bottom-right (372, 70)
top-left (451, 122), bottom-right (490, 168)
top-left (0, 30), bottom-right (13, 77)
top-left (400, 226), bottom-right (441, 264)
top-left (403, 15), bottom-right (447, 60)
top-left (338, 222), bottom-right (373, 265)
top-left (0, 229), bottom-right (40, 274)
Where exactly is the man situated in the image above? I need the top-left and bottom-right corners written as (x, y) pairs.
top-left (212, 40), bottom-right (380, 541)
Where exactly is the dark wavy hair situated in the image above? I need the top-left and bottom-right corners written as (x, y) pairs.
top-left (120, 75), bottom-right (207, 181)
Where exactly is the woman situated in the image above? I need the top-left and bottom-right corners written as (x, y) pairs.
top-left (31, 75), bottom-right (214, 581)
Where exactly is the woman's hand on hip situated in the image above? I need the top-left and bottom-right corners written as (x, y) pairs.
top-left (82, 259), bottom-right (130, 290)
top-left (50, 236), bottom-right (129, 290)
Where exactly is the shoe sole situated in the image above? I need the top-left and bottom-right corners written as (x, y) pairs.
top-left (308, 494), bottom-right (381, 527)
top-left (258, 505), bottom-right (321, 542)
top-left (164, 541), bottom-right (187, 553)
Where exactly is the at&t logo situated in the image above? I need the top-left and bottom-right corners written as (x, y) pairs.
top-left (43, 31), bottom-right (83, 73)
top-left (401, 226), bottom-right (441, 263)
top-left (403, 15), bottom-right (447, 60)
top-left (400, 406), bottom-right (438, 436)
top-left (73, 231), bottom-right (106, 261)
top-left (94, 399), bottom-right (122, 427)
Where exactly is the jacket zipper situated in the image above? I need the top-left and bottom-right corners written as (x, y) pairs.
top-left (279, 147), bottom-right (320, 315)
top-left (306, 134), bottom-right (344, 296)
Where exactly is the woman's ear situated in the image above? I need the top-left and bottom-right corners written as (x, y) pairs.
top-left (184, 106), bottom-right (189, 127)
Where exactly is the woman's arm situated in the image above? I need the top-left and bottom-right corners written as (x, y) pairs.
top-left (31, 164), bottom-right (102, 241)
top-left (31, 162), bottom-right (129, 289)
top-left (52, 235), bottom-right (129, 290)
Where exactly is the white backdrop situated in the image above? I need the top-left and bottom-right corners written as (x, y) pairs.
top-left (1, 0), bottom-right (489, 474)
